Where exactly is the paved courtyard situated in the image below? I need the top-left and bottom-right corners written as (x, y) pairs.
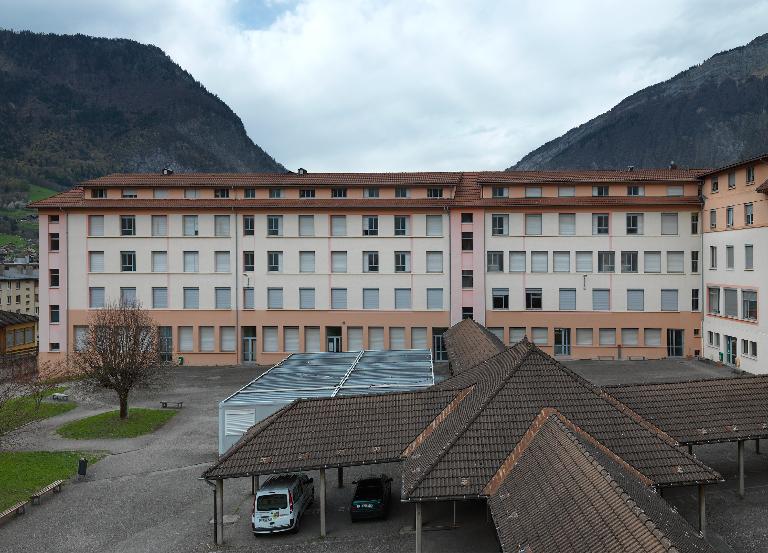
top-left (0, 358), bottom-right (766, 552)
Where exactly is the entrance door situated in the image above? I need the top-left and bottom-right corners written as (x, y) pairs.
top-left (725, 335), bottom-right (737, 365)
top-left (326, 326), bottom-right (342, 352)
top-left (554, 328), bottom-right (571, 356)
top-left (242, 326), bottom-right (257, 363)
top-left (432, 328), bottom-right (448, 361)
top-left (666, 329), bottom-right (684, 357)
top-left (159, 326), bottom-right (172, 362)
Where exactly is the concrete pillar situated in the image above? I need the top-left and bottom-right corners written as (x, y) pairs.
top-left (756, 439), bottom-right (760, 454)
top-left (452, 500), bottom-right (457, 527)
top-left (738, 440), bottom-right (745, 498)
top-left (698, 484), bottom-right (706, 538)
top-left (415, 502), bottom-right (423, 553)
top-left (251, 475), bottom-right (260, 495)
top-left (687, 444), bottom-right (693, 455)
top-left (337, 467), bottom-right (344, 488)
top-left (320, 468), bottom-right (327, 537)
top-left (215, 479), bottom-right (224, 545)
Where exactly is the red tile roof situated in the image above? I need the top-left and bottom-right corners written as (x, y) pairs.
top-left (478, 168), bottom-right (707, 183)
top-left (756, 178), bottom-right (768, 193)
top-left (696, 152), bottom-right (768, 177)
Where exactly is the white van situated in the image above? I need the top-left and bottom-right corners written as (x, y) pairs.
top-left (252, 474), bottom-right (314, 534)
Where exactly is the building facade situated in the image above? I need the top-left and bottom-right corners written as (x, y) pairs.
top-left (32, 163), bottom-right (759, 368)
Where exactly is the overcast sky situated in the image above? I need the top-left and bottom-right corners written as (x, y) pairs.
top-left (2, 0), bottom-right (768, 171)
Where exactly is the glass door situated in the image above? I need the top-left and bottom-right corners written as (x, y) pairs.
top-left (554, 328), bottom-right (571, 356)
top-left (241, 326), bottom-right (257, 363)
top-left (432, 328), bottom-right (448, 361)
top-left (666, 329), bottom-right (684, 357)
top-left (725, 335), bottom-right (737, 365)
top-left (159, 326), bottom-right (172, 362)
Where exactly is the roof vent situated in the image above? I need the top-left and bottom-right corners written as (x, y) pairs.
top-left (669, 161), bottom-right (677, 170)
top-left (627, 165), bottom-right (635, 172)
top-left (297, 168), bottom-right (308, 175)
top-left (162, 168), bottom-right (174, 175)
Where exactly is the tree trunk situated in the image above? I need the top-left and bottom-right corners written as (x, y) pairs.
top-left (119, 394), bottom-right (129, 419)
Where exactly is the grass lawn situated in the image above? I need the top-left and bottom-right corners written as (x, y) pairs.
top-left (57, 408), bottom-right (177, 439)
top-left (0, 233), bottom-right (27, 247)
top-left (27, 184), bottom-right (58, 203)
top-left (0, 387), bottom-right (76, 434)
top-left (0, 451), bottom-right (103, 512)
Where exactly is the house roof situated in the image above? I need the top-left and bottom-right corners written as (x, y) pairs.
top-left (696, 152), bottom-right (768, 177)
top-left (489, 411), bottom-right (716, 553)
top-left (443, 318), bottom-right (507, 374)
top-left (0, 311), bottom-right (38, 327)
top-left (756, 178), bottom-right (768, 193)
top-left (476, 168), bottom-right (706, 183)
top-left (607, 376), bottom-right (768, 444)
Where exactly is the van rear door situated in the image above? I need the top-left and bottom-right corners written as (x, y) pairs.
top-left (255, 492), bottom-right (290, 526)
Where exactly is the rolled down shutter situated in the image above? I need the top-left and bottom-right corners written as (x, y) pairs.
top-left (724, 289), bottom-right (738, 317)
top-left (89, 215), bottom-right (104, 236)
top-left (74, 326), bottom-right (87, 351)
top-left (284, 327), bottom-right (299, 352)
top-left (593, 289), bottom-right (610, 310)
top-left (645, 328), bottom-right (661, 346)
top-left (363, 288), bottom-right (379, 309)
top-left (304, 327), bottom-right (321, 352)
top-left (299, 288), bottom-right (314, 309)
top-left (220, 327), bottom-right (236, 351)
top-left (389, 327), bottom-right (406, 349)
top-left (331, 215), bottom-right (347, 236)
top-left (509, 327), bottom-right (526, 343)
top-left (331, 252), bottom-right (347, 272)
top-left (553, 252), bottom-right (570, 272)
top-left (179, 327), bottom-right (193, 352)
top-left (667, 185), bottom-right (683, 196)
top-left (347, 327), bottom-right (363, 351)
top-left (225, 409), bottom-right (255, 436)
top-left (90, 287), bottom-right (105, 308)
top-left (395, 288), bottom-right (412, 309)
top-left (599, 328), bottom-right (616, 346)
top-left (152, 215), bottom-right (168, 236)
top-left (200, 327), bottom-right (215, 351)
top-left (184, 288), bottom-right (199, 308)
top-left (576, 252), bottom-right (592, 272)
top-left (489, 328), bottom-right (504, 340)
top-left (331, 288), bottom-right (347, 309)
top-left (411, 327), bottom-right (427, 349)
top-left (525, 215), bottom-right (542, 235)
top-left (215, 252), bottom-right (230, 272)
top-left (426, 288), bottom-right (443, 309)
top-left (644, 252), bottom-right (661, 273)
top-left (215, 288), bottom-right (231, 309)
top-left (368, 327), bottom-right (384, 350)
top-left (661, 213), bottom-right (678, 235)
top-left (510, 252), bottom-right (526, 272)
top-left (559, 214), bottom-right (575, 235)
top-left (299, 251), bottom-right (315, 272)
top-left (576, 328), bottom-right (592, 345)
top-left (184, 216), bottom-right (198, 235)
top-left (299, 215), bottom-right (315, 236)
top-left (627, 290), bottom-right (644, 311)
top-left (621, 328), bottom-right (639, 345)
top-left (263, 327), bottom-right (278, 352)
top-left (215, 215), bottom-right (230, 236)
top-left (90, 252), bottom-right (105, 272)
top-left (243, 288), bottom-right (254, 309)
top-left (667, 252), bottom-right (684, 273)
top-left (152, 287), bottom-right (168, 308)
top-left (426, 215), bottom-right (443, 236)
top-left (559, 289), bottom-right (576, 310)
top-left (531, 252), bottom-right (548, 272)
top-left (152, 252), bottom-right (168, 272)
top-left (267, 288), bottom-right (283, 309)
top-left (426, 252), bottom-right (443, 272)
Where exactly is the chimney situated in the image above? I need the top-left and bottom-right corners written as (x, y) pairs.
top-left (627, 165), bottom-right (635, 172)
top-left (297, 168), bottom-right (308, 175)
top-left (162, 168), bottom-right (174, 175)
top-left (669, 161), bottom-right (677, 170)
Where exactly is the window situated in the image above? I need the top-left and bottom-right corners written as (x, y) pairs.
top-left (91, 188), bottom-right (106, 198)
top-left (621, 251), bottom-right (638, 273)
top-left (395, 187), bottom-right (409, 198)
top-left (426, 215), bottom-right (443, 236)
top-left (461, 213), bottom-right (473, 223)
top-left (120, 215), bottom-right (136, 236)
top-left (331, 215), bottom-right (347, 236)
top-left (394, 251), bottom-right (410, 273)
top-left (559, 288), bottom-right (576, 310)
top-left (593, 185), bottom-right (609, 197)
top-left (745, 245), bottom-right (754, 270)
top-left (395, 288), bottom-right (412, 309)
top-left (661, 289), bottom-right (678, 311)
top-left (491, 214), bottom-right (509, 236)
top-left (709, 209), bottom-right (717, 229)
top-left (488, 328), bottom-right (504, 341)
top-left (183, 288), bottom-right (199, 309)
top-left (576, 328), bottom-right (593, 346)
top-left (526, 186), bottom-right (542, 198)
top-left (298, 215), bottom-right (315, 236)
top-left (427, 288), bottom-right (444, 309)
top-left (331, 288), bottom-right (347, 310)
top-left (426, 251), bottom-right (444, 273)
top-left (50, 269), bottom-right (60, 287)
top-left (644, 251), bottom-right (661, 273)
top-left (728, 171), bottom-right (736, 189)
top-left (621, 328), bottom-right (639, 346)
top-left (184, 189), bottom-right (199, 199)
top-left (531, 251), bottom-right (548, 273)
top-left (709, 246), bottom-right (718, 269)
top-left (363, 187), bottom-right (379, 198)
top-left (691, 213), bottom-right (699, 234)
top-left (332, 187), bottom-right (347, 198)
top-left (592, 213), bottom-right (609, 235)
top-left (462, 307), bottom-right (474, 320)
top-left (362, 288), bottom-right (379, 309)
top-left (119, 288), bottom-right (137, 307)
top-left (243, 251), bottom-right (255, 272)
top-left (150, 215), bottom-right (168, 237)
top-left (88, 215), bottom-right (104, 236)
top-left (243, 215), bottom-right (255, 236)
top-left (708, 287), bottom-right (720, 314)
top-left (745, 203), bottom-right (754, 225)
top-left (50, 304), bottom-right (60, 323)
top-left (220, 327), bottom-right (236, 352)
top-left (215, 251), bottom-right (230, 272)
top-left (394, 215), bottom-right (409, 236)
top-left (559, 185), bottom-right (575, 197)
top-left (183, 215), bottom-right (198, 236)
top-left (120, 251), bottom-right (136, 272)
top-left (152, 287), bottom-right (168, 309)
top-left (199, 327), bottom-right (215, 352)
top-left (599, 328), bottom-right (616, 346)
top-left (299, 288), bottom-right (315, 309)
top-left (667, 251), bottom-right (684, 273)
top-left (462, 270), bottom-right (474, 288)
top-left (597, 251), bottom-right (615, 273)
top-left (299, 188), bottom-right (316, 198)
top-left (331, 251), bottom-right (348, 273)
top-left (152, 251), bottom-right (168, 272)
top-left (122, 188), bottom-right (137, 198)
top-left (559, 213), bottom-right (575, 235)
top-left (363, 251), bottom-right (379, 272)
top-left (74, 326), bottom-right (87, 351)
top-left (267, 251), bottom-right (283, 272)
top-left (492, 186), bottom-right (508, 198)
top-left (576, 251), bottom-right (592, 272)
top-left (461, 231), bottom-right (473, 250)
top-left (627, 289), bottom-right (644, 311)
top-left (492, 288), bottom-right (509, 310)
top-left (525, 288), bottom-right (542, 310)
top-left (592, 289), bottom-right (610, 311)
top-left (510, 327), bottom-right (526, 343)
top-left (89, 287), bottom-right (105, 308)
top-left (667, 185), bottom-right (683, 196)
top-left (243, 288), bottom-right (255, 309)
top-left (711, 176), bottom-right (719, 193)
top-left (213, 288), bottom-right (230, 309)
top-left (244, 188), bottom-right (256, 199)
top-left (747, 165), bottom-right (756, 183)
top-left (726, 207), bottom-right (734, 228)
top-left (661, 213), bottom-right (678, 235)
top-left (267, 215), bottom-right (283, 236)
top-left (692, 289), bottom-right (700, 311)
top-left (627, 185), bottom-right (644, 196)
top-left (177, 326), bottom-right (193, 352)
top-left (262, 327), bottom-right (278, 352)
top-left (487, 251), bottom-right (504, 272)
top-left (726, 245), bottom-right (734, 269)
top-left (267, 287), bottom-right (283, 309)
top-left (691, 251), bottom-right (699, 273)
top-left (183, 251), bottom-right (199, 272)
top-left (214, 188), bottom-right (230, 198)
top-left (427, 187), bottom-right (443, 198)
top-left (299, 251), bottom-right (315, 273)
top-left (269, 188), bottom-right (283, 198)
top-left (743, 290), bottom-right (758, 320)
top-left (525, 214), bottom-right (542, 235)
top-left (724, 288), bottom-right (738, 317)
top-left (363, 215), bottom-right (378, 236)
top-left (553, 251), bottom-right (570, 272)
top-left (626, 213), bottom-right (643, 235)
top-left (531, 328), bottom-right (548, 345)
top-left (49, 343), bottom-right (60, 352)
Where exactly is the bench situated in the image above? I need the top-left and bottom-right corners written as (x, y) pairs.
top-left (51, 392), bottom-right (69, 401)
top-left (31, 480), bottom-right (64, 505)
top-left (0, 501), bottom-right (28, 525)
top-left (160, 401), bottom-right (183, 409)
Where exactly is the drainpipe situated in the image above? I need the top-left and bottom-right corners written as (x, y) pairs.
top-left (232, 199), bottom-right (240, 365)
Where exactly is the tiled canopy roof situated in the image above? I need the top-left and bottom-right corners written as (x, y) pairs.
top-left (607, 376), bottom-right (768, 444)
top-left (0, 310), bottom-right (38, 327)
top-left (489, 411), bottom-right (716, 553)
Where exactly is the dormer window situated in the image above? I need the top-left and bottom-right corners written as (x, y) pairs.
top-left (746, 165), bottom-right (755, 183)
top-left (592, 185), bottom-right (609, 197)
top-left (153, 188), bottom-right (168, 199)
top-left (364, 187), bottom-right (380, 198)
top-left (492, 186), bottom-right (508, 198)
top-left (269, 188), bottom-right (283, 198)
top-left (214, 188), bottom-right (230, 198)
top-left (299, 189), bottom-right (315, 198)
top-left (244, 188), bottom-right (256, 199)
top-left (91, 188), bottom-right (107, 199)
top-left (395, 187), bottom-right (409, 198)
top-left (184, 189), bottom-right (199, 199)
top-left (525, 186), bottom-right (542, 198)
top-left (711, 176), bottom-right (719, 193)
top-left (121, 188), bottom-right (137, 198)
top-left (627, 185), bottom-right (644, 196)
top-left (332, 188), bottom-right (348, 198)
top-left (427, 188), bottom-right (443, 198)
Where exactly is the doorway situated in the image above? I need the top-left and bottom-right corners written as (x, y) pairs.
top-left (326, 326), bottom-right (342, 352)
top-left (242, 326), bottom-right (257, 363)
top-left (554, 328), bottom-right (571, 356)
top-left (666, 329), bottom-right (684, 357)
top-left (159, 326), bottom-right (172, 362)
top-left (725, 335), bottom-right (737, 365)
top-left (432, 328), bottom-right (448, 361)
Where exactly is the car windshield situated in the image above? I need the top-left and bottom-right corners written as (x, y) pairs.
top-left (256, 493), bottom-right (288, 511)
top-left (354, 482), bottom-right (382, 501)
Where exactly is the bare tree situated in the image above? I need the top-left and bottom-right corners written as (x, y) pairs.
top-left (0, 353), bottom-right (38, 447)
top-left (72, 300), bottom-right (169, 419)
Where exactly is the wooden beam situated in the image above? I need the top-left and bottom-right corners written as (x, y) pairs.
top-left (698, 484), bottom-right (706, 538)
top-left (320, 468), bottom-right (327, 537)
top-left (337, 467), bottom-right (344, 488)
top-left (215, 479), bottom-right (224, 545)
top-left (738, 440), bottom-right (745, 498)
top-left (415, 503), bottom-right (423, 553)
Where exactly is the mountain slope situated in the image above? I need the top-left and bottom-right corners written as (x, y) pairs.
top-left (512, 33), bottom-right (768, 170)
top-left (0, 29), bottom-right (285, 192)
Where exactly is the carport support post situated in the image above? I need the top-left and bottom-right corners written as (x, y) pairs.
top-left (251, 475), bottom-right (259, 495)
top-left (698, 484), bottom-right (706, 538)
top-left (320, 468), bottom-right (327, 537)
top-left (415, 502), bottom-right (423, 553)
top-left (337, 466), bottom-right (343, 488)
top-left (215, 479), bottom-right (224, 545)
top-left (738, 439), bottom-right (745, 498)
top-left (757, 439), bottom-right (761, 454)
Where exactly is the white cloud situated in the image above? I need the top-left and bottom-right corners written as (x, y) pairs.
top-left (2, 0), bottom-right (768, 170)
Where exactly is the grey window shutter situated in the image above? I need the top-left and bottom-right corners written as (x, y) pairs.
top-left (667, 251), bottom-right (684, 273)
top-left (284, 327), bottom-right (300, 352)
top-left (644, 252), bottom-right (661, 273)
top-left (347, 327), bottom-right (363, 351)
top-left (152, 287), bottom-right (168, 308)
top-left (220, 327), bottom-right (236, 352)
top-left (661, 213), bottom-right (678, 235)
top-left (363, 288), bottom-right (379, 309)
top-left (215, 252), bottom-right (230, 272)
top-left (215, 288), bottom-right (231, 309)
top-left (368, 327), bottom-right (384, 350)
top-left (331, 288), bottom-right (347, 309)
top-left (90, 252), bottom-right (105, 272)
top-left (531, 252), bottom-right (548, 272)
top-left (661, 289), bottom-right (678, 311)
top-left (389, 327), bottom-right (406, 349)
top-left (592, 289), bottom-right (610, 311)
top-left (724, 289), bottom-right (738, 317)
top-left (243, 288), bottom-right (255, 309)
top-left (179, 327), bottom-right (194, 351)
top-left (268, 288), bottom-right (284, 309)
top-left (299, 251), bottom-right (315, 272)
top-left (411, 327), bottom-right (427, 349)
top-left (331, 215), bottom-right (347, 236)
top-left (559, 289), bottom-right (576, 310)
top-left (299, 215), bottom-right (315, 236)
top-left (305, 327), bottom-right (321, 351)
top-left (510, 252), bottom-right (526, 272)
top-left (576, 252), bottom-right (592, 272)
top-left (426, 252), bottom-right (443, 272)
top-left (426, 215), bottom-right (443, 236)
top-left (200, 327), bottom-right (215, 351)
top-left (627, 290), bottom-right (644, 311)
top-left (525, 215), bottom-right (542, 235)
top-left (263, 327), bottom-right (279, 352)
top-left (427, 288), bottom-right (443, 309)
top-left (89, 215), bottom-right (104, 236)
top-left (395, 288), bottom-right (412, 309)
top-left (331, 251), bottom-right (347, 273)
top-left (553, 252), bottom-right (570, 272)
top-left (559, 214), bottom-right (575, 235)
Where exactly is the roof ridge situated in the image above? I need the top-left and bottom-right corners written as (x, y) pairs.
top-left (606, 373), bottom-right (768, 389)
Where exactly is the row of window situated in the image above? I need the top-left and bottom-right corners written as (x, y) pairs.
top-left (709, 203), bottom-right (756, 229)
top-left (489, 184), bottom-right (688, 198)
top-left (485, 250), bottom-right (699, 274)
top-left (92, 186), bottom-right (442, 200)
top-left (706, 287), bottom-right (758, 321)
top-left (706, 332), bottom-right (758, 359)
top-left (710, 166), bottom-right (756, 193)
top-left (490, 212), bottom-right (698, 237)
top-left (5, 327), bottom-right (35, 348)
top-left (493, 288), bottom-right (697, 312)
top-left (708, 244), bottom-right (755, 270)
top-left (490, 326), bottom-right (668, 347)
